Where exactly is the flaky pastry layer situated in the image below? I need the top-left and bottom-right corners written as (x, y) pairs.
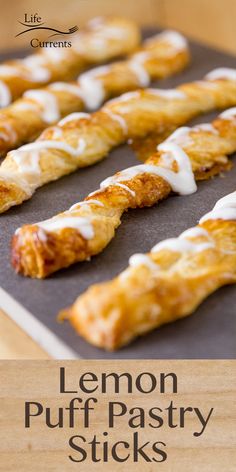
top-left (2, 69), bottom-right (236, 214)
top-left (0, 30), bottom-right (190, 154)
top-left (63, 196), bottom-right (236, 350)
top-left (12, 108), bottom-right (236, 278)
top-left (0, 17), bottom-right (140, 106)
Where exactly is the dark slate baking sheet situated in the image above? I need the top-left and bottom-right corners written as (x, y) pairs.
top-left (0, 32), bottom-right (236, 359)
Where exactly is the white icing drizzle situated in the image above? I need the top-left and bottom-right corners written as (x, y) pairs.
top-left (129, 61), bottom-right (150, 87)
top-left (100, 142), bottom-right (197, 196)
top-left (40, 47), bottom-right (70, 63)
top-left (220, 107), bottom-right (236, 120)
top-left (194, 80), bottom-right (219, 90)
top-left (151, 235), bottom-right (214, 254)
top-left (214, 192), bottom-right (236, 210)
top-left (156, 142), bottom-right (197, 194)
top-left (131, 51), bottom-right (150, 62)
top-left (105, 182), bottom-right (136, 197)
top-left (0, 121), bottom-right (17, 143)
top-left (88, 16), bottom-right (104, 29)
top-left (129, 254), bottom-right (160, 270)
top-left (126, 224), bottom-right (214, 273)
top-left (21, 139), bottom-right (86, 158)
top-left (0, 80), bottom-right (11, 107)
top-left (205, 68), bottom-right (236, 81)
top-left (88, 176), bottom-right (137, 199)
top-left (77, 66), bottom-right (111, 110)
top-left (180, 227), bottom-right (210, 239)
top-left (22, 55), bottom-right (51, 82)
top-left (13, 101), bottom-right (38, 112)
top-left (16, 197), bottom-right (103, 238)
top-left (165, 127), bottom-right (192, 146)
top-left (34, 191), bottom-right (105, 238)
top-left (102, 108), bottom-right (128, 135)
top-left (49, 82), bottom-right (83, 99)
top-left (149, 88), bottom-right (186, 99)
top-left (37, 215), bottom-right (94, 239)
top-left (0, 58), bottom-right (50, 83)
top-left (10, 139), bottom-right (86, 177)
top-left (69, 199), bottom-right (104, 211)
top-left (48, 126), bottom-right (64, 139)
top-left (78, 18), bottom-right (125, 46)
top-left (59, 112), bottom-right (90, 126)
top-left (200, 191), bottom-right (236, 223)
top-left (128, 52), bottom-right (150, 87)
top-left (10, 151), bottom-right (41, 180)
top-left (74, 35), bottom-right (107, 53)
top-left (193, 123), bottom-right (218, 134)
top-left (200, 208), bottom-right (236, 222)
top-left (163, 122), bottom-right (218, 149)
top-left (100, 25), bottom-right (127, 39)
top-left (126, 225), bottom-right (213, 273)
top-left (86, 20), bottom-right (126, 39)
top-left (145, 30), bottom-right (187, 51)
top-left (107, 91), bottom-right (140, 105)
top-left (0, 65), bottom-right (26, 76)
top-left (23, 90), bottom-right (60, 123)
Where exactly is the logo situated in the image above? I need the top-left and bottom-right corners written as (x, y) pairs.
top-left (16, 13), bottom-right (79, 49)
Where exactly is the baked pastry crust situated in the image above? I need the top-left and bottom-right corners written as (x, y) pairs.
top-left (63, 191), bottom-right (236, 350)
top-left (0, 30), bottom-right (190, 154)
top-left (2, 69), bottom-right (236, 215)
top-left (0, 17), bottom-right (140, 106)
top-left (12, 107), bottom-right (236, 278)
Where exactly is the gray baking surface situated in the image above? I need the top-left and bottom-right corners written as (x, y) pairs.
top-left (0, 33), bottom-right (236, 359)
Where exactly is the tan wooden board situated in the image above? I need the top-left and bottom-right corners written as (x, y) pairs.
top-left (0, 360), bottom-right (235, 471)
top-left (0, 309), bottom-right (50, 359)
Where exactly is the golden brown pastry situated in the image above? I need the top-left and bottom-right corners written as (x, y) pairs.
top-left (2, 69), bottom-right (236, 215)
top-left (62, 190), bottom-right (236, 350)
top-left (0, 17), bottom-right (140, 107)
top-left (0, 30), bottom-right (190, 154)
top-left (12, 107), bottom-right (236, 278)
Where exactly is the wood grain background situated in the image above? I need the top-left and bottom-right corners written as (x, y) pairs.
top-left (0, 309), bottom-right (49, 359)
top-left (0, 360), bottom-right (235, 471)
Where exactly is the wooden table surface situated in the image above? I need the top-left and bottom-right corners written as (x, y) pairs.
top-left (1, 360), bottom-right (235, 471)
top-left (0, 309), bottom-right (50, 359)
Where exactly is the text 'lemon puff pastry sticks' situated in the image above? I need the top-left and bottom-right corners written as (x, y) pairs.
top-left (0, 17), bottom-right (140, 107)
top-left (2, 68), bottom-right (236, 215)
top-left (62, 191), bottom-right (236, 350)
top-left (0, 31), bottom-right (190, 154)
top-left (12, 107), bottom-right (236, 278)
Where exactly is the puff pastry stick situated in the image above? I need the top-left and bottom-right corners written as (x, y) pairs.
top-left (0, 17), bottom-right (140, 107)
top-left (2, 68), bottom-right (236, 215)
top-left (12, 107), bottom-right (236, 278)
top-left (62, 190), bottom-right (236, 350)
top-left (0, 31), bottom-right (190, 155)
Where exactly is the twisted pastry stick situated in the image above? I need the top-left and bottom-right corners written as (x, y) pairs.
top-left (0, 30), bottom-right (190, 154)
top-left (0, 69), bottom-right (236, 216)
top-left (2, 68), bottom-right (236, 216)
top-left (0, 17), bottom-right (140, 107)
top-left (61, 190), bottom-right (236, 350)
top-left (12, 107), bottom-right (236, 278)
